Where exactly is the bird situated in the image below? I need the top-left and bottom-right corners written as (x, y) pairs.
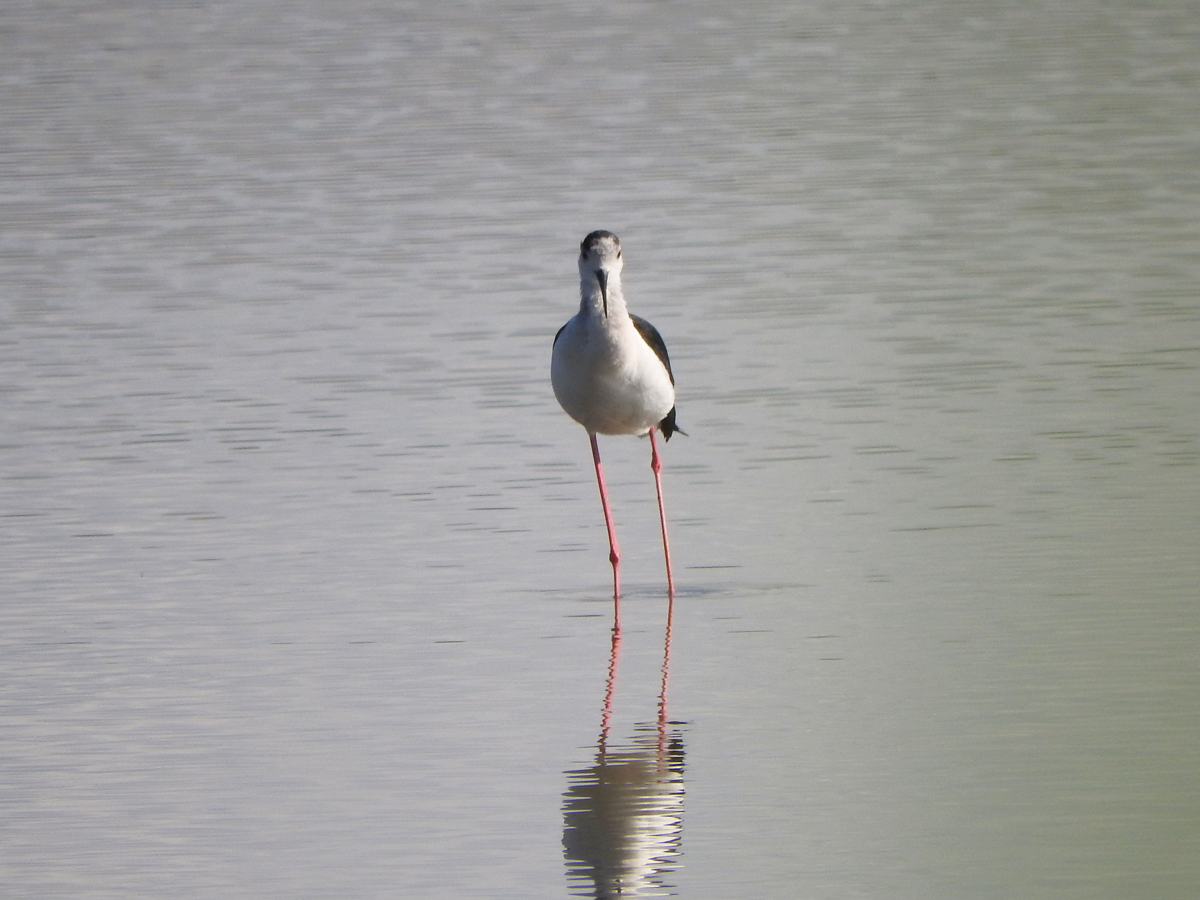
top-left (552, 230), bottom-right (684, 602)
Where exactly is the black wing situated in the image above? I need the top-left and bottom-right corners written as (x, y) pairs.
top-left (630, 314), bottom-right (674, 384)
top-left (631, 314), bottom-right (686, 441)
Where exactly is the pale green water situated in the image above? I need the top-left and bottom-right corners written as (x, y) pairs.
top-left (2, 1), bottom-right (1198, 897)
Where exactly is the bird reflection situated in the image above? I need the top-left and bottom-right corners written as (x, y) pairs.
top-left (563, 596), bottom-right (685, 897)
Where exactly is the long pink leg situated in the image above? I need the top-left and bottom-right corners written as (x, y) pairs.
top-left (590, 433), bottom-right (621, 604)
top-left (648, 427), bottom-right (676, 597)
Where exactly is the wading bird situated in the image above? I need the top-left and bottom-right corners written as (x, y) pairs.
top-left (551, 230), bottom-right (683, 601)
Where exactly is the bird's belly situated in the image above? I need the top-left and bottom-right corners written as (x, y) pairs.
top-left (553, 350), bottom-right (674, 436)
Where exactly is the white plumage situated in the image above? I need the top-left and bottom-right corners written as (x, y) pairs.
top-left (552, 232), bottom-right (677, 437)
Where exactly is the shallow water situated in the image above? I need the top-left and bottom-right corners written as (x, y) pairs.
top-left (3, 1), bottom-right (1198, 897)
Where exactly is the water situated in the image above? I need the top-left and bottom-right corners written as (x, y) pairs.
top-left (2, 1), bottom-right (1198, 897)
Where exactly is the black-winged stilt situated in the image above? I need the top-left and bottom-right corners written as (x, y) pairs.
top-left (551, 230), bottom-right (684, 601)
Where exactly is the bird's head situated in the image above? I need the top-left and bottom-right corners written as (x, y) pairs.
top-left (579, 230), bottom-right (623, 317)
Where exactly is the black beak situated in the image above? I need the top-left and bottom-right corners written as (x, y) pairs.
top-left (596, 270), bottom-right (608, 317)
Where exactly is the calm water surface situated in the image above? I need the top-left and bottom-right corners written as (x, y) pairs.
top-left (2, 1), bottom-right (1198, 897)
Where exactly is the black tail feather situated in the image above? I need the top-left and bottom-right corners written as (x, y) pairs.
top-left (659, 406), bottom-right (685, 441)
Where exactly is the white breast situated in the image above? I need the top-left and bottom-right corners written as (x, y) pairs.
top-left (552, 315), bottom-right (675, 436)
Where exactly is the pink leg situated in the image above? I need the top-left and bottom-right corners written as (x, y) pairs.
top-left (590, 433), bottom-right (621, 603)
top-left (648, 427), bottom-right (676, 597)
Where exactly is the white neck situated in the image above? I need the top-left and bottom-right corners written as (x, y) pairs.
top-left (579, 270), bottom-right (628, 320)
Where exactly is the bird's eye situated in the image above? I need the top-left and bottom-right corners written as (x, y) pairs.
top-left (616, 250), bottom-right (621, 259)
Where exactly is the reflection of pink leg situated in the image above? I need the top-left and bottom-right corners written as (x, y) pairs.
top-left (657, 590), bottom-right (675, 760)
top-left (648, 428), bottom-right (675, 597)
top-left (599, 621), bottom-right (622, 755)
top-left (590, 433), bottom-right (621, 605)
